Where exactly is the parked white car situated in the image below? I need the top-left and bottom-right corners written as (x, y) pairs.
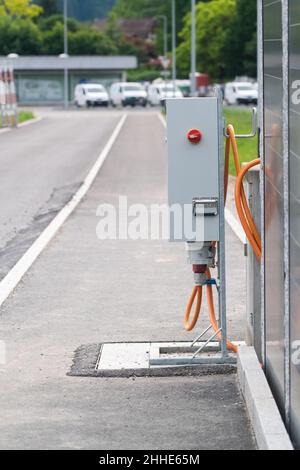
top-left (148, 83), bottom-right (183, 106)
top-left (225, 82), bottom-right (258, 105)
top-left (110, 82), bottom-right (147, 107)
top-left (74, 83), bottom-right (109, 108)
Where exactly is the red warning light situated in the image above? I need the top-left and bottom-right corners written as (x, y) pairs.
top-left (187, 129), bottom-right (202, 144)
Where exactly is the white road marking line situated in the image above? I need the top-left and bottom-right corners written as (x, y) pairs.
top-left (157, 111), bottom-right (246, 245)
top-left (157, 112), bottom-right (166, 128)
top-left (0, 113), bottom-right (127, 309)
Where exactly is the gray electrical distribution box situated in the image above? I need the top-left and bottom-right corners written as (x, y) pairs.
top-left (167, 97), bottom-right (221, 242)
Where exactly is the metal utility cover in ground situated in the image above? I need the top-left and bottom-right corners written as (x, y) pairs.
top-left (98, 343), bottom-right (151, 370)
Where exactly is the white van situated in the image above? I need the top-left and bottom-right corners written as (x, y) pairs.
top-left (110, 82), bottom-right (147, 107)
top-left (74, 83), bottom-right (109, 108)
top-left (225, 82), bottom-right (258, 105)
top-left (148, 83), bottom-right (183, 106)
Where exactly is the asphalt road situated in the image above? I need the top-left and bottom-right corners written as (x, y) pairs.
top-left (0, 111), bottom-right (254, 450)
top-left (0, 109), bottom-right (122, 279)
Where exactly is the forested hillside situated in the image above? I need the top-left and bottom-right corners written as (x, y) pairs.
top-left (34, 0), bottom-right (117, 20)
top-left (65, 0), bottom-right (116, 21)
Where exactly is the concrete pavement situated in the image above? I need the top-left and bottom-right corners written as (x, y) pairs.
top-left (0, 110), bottom-right (255, 450)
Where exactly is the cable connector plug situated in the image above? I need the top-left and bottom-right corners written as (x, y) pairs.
top-left (193, 264), bottom-right (207, 286)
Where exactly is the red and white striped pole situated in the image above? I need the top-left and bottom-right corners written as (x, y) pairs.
top-left (0, 65), bottom-right (6, 127)
top-left (3, 65), bottom-right (10, 127)
top-left (8, 65), bottom-right (17, 127)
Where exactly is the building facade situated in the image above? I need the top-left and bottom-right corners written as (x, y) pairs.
top-left (2, 56), bottom-right (137, 105)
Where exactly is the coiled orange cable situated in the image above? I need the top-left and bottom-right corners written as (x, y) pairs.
top-left (184, 125), bottom-right (262, 353)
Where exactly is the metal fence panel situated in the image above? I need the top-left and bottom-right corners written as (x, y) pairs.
top-left (263, 0), bottom-right (286, 416)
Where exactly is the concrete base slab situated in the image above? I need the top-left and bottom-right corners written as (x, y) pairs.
top-left (98, 341), bottom-right (242, 370)
top-left (69, 342), bottom-right (242, 378)
top-left (237, 345), bottom-right (294, 450)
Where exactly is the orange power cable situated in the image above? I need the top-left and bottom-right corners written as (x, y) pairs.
top-left (183, 124), bottom-right (262, 354)
top-left (184, 286), bottom-right (202, 332)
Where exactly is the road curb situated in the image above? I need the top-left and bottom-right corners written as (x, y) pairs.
top-left (17, 116), bottom-right (43, 128)
top-left (0, 117), bottom-right (43, 134)
top-left (237, 345), bottom-right (294, 450)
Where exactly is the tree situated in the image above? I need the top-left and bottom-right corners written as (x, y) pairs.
top-left (112, 0), bottom-right (192, 38)
top-left (41, 18), bottom-right (117, 55)
top-left (38, 14), bottom-right (80, 33)
top-left (106, 12), bottom-right (152, 64)
top-left (0, 15), bottom-right (42, 54)
top-left (227, 0), bottom-right (257, 78)
top-left (0, 0), bottom-right (42, 19)
top-left (34, 0), bottom-right (59, 16)
top-left (69, 28), bottom-right (117, 55)
top-left (111, 0), bottom-right (211, 62)
top-left (177, 0), bottom-right (237, 80)
top-left (243, 32), bottom-right (257, 78)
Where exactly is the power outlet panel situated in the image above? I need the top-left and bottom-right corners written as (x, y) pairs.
top-left (167, 97), bottom-right (221, 242)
